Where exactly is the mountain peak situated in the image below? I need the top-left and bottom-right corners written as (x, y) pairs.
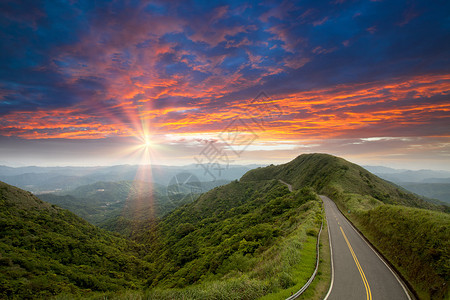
top-left (241, 153), bottom-right (442, 210)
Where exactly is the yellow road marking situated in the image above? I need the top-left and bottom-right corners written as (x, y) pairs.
top-left (340, 226), bottom-right (372, 300)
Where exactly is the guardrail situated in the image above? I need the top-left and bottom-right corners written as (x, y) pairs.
top-left (286, 211), bottom-right (324, 300)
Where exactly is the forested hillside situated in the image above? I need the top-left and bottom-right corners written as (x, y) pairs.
top-left (0, 181), bottom-right (151, 299)
top-left (38, 180), bottom-right (230, 235)
top-left (0, 178), bottom-right (323, 299)
top-left (135, 179), bottom-right (323, 298)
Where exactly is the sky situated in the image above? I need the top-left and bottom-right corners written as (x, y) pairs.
top-left (0, 0), bottom-right (449, 170)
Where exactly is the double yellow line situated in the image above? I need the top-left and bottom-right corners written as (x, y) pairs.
top-left (340, 226), bottom-right (372, 300)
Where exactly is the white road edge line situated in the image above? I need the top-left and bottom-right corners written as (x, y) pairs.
top-left (323, 211), bottom-right (334, 300)
top-left (336, 200), bottom-right (413, 300)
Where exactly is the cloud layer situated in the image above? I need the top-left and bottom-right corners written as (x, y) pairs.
top-left (0, 0), bottom-right (449, 167)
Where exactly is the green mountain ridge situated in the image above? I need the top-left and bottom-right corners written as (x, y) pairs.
top-left (1, 153), bottom-right (448, 299)
top-left (135, 178), bottom-right (323, 296)
top-left (241, 153), bottom-right (446, 210)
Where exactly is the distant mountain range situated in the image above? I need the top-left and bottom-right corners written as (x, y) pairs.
top-left (38, 179), bottom-right (231, 235)
top-left (363, 166), bottom-right (450, 183)
top-left (0, 164), bottom-right (260, 194)
top-left (1, 163), bottom-right (448, 204)
top-left (1, 162), bottom-right (448, 205)
top-left (364, 166), bottom-right (450, 203)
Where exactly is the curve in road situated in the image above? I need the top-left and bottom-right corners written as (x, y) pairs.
top-left (321, 195), bottom-right (412, 300)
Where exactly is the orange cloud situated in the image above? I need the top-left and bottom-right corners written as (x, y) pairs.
top-left (1, 74), bottom-right (448, 142)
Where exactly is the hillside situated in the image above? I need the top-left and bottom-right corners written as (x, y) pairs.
top-left (2, 154), bottom-right (448, 299)
top-left (241, 153), bottom-right (445, 210)
top-left (38, 181), bottom-right (168, 226)
top-left (242, 154), bottom-right (449, 298)
top-left (0, 178), bottom-right (324, 299)
top-left (356, 205), bottom-right (449, 299)
top-left (0, 181), bottom-right (152, 299)
top-left (136, 179), bottom-right (323, 298)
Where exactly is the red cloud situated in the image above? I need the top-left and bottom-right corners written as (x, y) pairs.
top-left (1, 74), bottom-right (448, 141)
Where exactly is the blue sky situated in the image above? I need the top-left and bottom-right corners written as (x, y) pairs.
top-left (0, 0), bottom-right (449, 169)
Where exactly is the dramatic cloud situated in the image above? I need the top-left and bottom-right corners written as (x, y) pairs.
top-left (0, 0), bottom-right (449, 168)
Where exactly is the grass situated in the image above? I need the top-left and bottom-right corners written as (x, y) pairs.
top-left (52, 200), bottom-right (324, 300)
top-left (352, 205), bottom-right (450, 300)
top-left (258, 234), bottom-right (317, 300)
top-left (146, 276), bottom-right (267, 300)
top-left (295, 219), bottom-right (331, 300)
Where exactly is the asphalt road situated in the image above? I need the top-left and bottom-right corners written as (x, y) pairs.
top-left (321, 195), bottom-right (412, 300)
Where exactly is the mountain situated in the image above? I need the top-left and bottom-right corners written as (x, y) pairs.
top-left (0, 164), bottom-right (256, 194)
top-left (363, 166), bottom-right (409, 174)
top-left (361, 166), bottom-right (450, 204)
top-left (0, 178), bottom-right (323, 299)
top-left (364, 166), bottom-right (450, 183)
top-left (0, 181), bottom-right (152, 299)
top-left (37, 179), bottom-right (231, 235)
top-left (1, 154), bottom-right (448, 299)
top-left (138, 153), bottom-right (448, 299)
top-left (241, 153), bottom-right (444, 210)
top-left (395, 182), bottom-right (450, 204)
top-left (240, 153), bottom-right (449, 298)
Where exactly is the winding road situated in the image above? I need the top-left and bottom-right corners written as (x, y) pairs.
top-left (321, 195), bottom-right (412, 300)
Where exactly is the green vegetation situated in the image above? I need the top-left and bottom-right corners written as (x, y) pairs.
top-left (138, 180), bottom-right (323, 296)
top-left (37, 181), bottom-right (195, 236)
top-left (242, 153), bottom-right (449, 299)
top-left (2, 153), bottom-right (448, 299)
top-left (295, 219), bottom-right (331, 300)
top-left (0, 181), bottom-right (151, 299)
top-left (354, 205), bottom-right (449, 300)
top-left (38, 180), bottom-right (230, 236)
top-left (0, 177), bottom-right (323, 299)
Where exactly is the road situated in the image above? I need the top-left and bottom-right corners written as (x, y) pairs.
top-left (279, 179), bottom-right (293, 192)
top-left (321, 195), bottom-right (412, 300)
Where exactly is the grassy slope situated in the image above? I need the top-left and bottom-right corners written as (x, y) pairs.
top-left (135, 180), bottom-right (323, 298)
top-left (242, 153), bottom-right (449, 299)
top-left (354, 206), bottom-right (449, 300)
top-left (0, 181), bottom-right (152, 299)
top-left (242, 153), bottom-right (444, 210)
top-left (295, 218), bottom-right (331, 300)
